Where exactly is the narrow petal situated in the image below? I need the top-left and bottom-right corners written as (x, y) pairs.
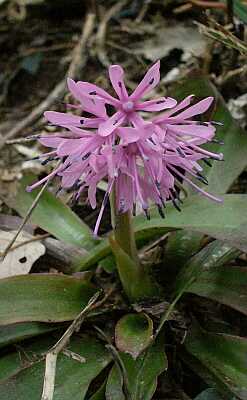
top-left (39, 137), bottom-right (65, 148)
top-left (167, 124), bottom-right (215, 139)
top-left (136, 97), bottom-right (177, 112)
top-left (109, 65), bottom-right (128, 100)
top-left (67, 78), bottom-right (107, 118)
top-left (173, 97), bottom-right (214, 120)
top-left (130, 60), bottom-right (160, 101)
top-left (98, 111), bottom-right (125, 137)
top-left (118, 127), bottom-right (141, 145)
top-left (76, 81), bottom-right (120, 106)
top-left (45, 111), bottom-right (103, 128)
top-left (153, 95), bottom-right (194, 123)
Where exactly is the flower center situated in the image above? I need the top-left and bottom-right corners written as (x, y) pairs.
top-left (122, 101), bottom-right (134, 112)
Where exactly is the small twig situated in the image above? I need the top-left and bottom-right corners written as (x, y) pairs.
top-left (41, 291), bottom-right (101, 400)
top-left (0, 233), bottom-right (49, 257)
top-left (95, 0), bottom-right (128, 67)
top-left (0, 12), bottom-right (95, 150)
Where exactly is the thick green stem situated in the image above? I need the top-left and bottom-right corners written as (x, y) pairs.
top-left (111, 190), bottom-right (160, 301)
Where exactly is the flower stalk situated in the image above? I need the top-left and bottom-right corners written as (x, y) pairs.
top-left (111, 189), bottom-right (159, 301)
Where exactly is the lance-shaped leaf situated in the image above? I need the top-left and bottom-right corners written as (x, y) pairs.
top-left (0, 335), bottom-right (112, 400)
top-left (0, 322), bottom-right (58, 348)
top-left (184, 322), bottom-right (247, 399)
top-left (115, 313), bottom-right (153, 359)
top-left (7, 174), bottom-right (96, 249)
top-left (105, 335), bottom-right (167, 400)
top-left (78, 194), bottom-right (247, 270)
top-left (0, 274), bottom-right (96, 325)
top-left (173, 240), bottom-right (247, 315)
top-left (173, 76), bottom-right (247, 195)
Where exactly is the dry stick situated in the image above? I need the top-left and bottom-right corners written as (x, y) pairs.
top-left (95, 0), bottom-right (128, 67)
top-left (41, 291), bottom-right (101, 400)
top-left (1, 178), bottom-right (51, 260)
top-left (0, 233), bottom-right (49, 257)
top-left (0, 12), bottom-right (95, 150)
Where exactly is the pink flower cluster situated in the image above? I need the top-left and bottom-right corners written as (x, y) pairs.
top-left (27, 61), bottom-right (223, 235)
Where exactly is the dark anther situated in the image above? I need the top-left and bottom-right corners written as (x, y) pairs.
top-left (172, 188), bottom-right (183, 204)
top-left (82, 152), bottom-right (90, 161)
top-left (113, 119), bottom-right (119, 125)
top-left (80, 119), bottom-right (84, 124)
top-left (159, 195), bottom-right (166, 209)
top-left (41, 156), bottom-right (55, 165)
top-left (211, 121), bottom-right (224, 126)
top-left (143, 207), bottom-right (151, 220)
top-left (89, 91), bottom-right (97, 95)
top-left (132, 203), bottom-right (136, 216)
top-left (102, 193), bottom-right (109, 207)
top-left (156, 100), bottom-right (166, 104)
top-left (196, 172), bottom-right (208, 185)
top-left (118, 81), bottom-right (122, 88)
top-left (203, 159), bottom-right (212, 167)
top-left (177, 147), bottom-right (185, 158)
top-left (157, 204), bottom-right (165, 219)
top-left (55, 186), bottom-right (63, 196)
top-left (149, 77), bottom-right (154, 85)
top-left (211, 138), bottom-right (224, 145)
top-left (172, 199), bottom-right (181, 212)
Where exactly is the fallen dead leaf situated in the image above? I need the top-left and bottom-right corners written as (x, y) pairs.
top-left (0, 230), bottom-right (45, 278)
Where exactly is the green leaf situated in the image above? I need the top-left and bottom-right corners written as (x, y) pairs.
top-left (184, 322), bottom-right (247, 399)
top-left (78, 194), bottom-right (247, 270)
top-left (172, 77), bottom-right (247, 194)
top-left (88, 380), bottom-right (107, 400)
top-left (115, 313), bottom-right (153, 359)
top-left (0, 274), bottom-right (96, 325)
top-left (0, 322), bottom-right (58, 348)
top-left (174, 240), bottom-right (247, 315)
top-left (7, 174), bottom-right (95, 249)
top-left (134, 195), bottom-right (247, 253)
top-left (194, 388), bottom-right (225, 400)
top-left (188, 264), bottom-right (247, 316)
top-left (105, 336), bottom-right (167, 400)
top-left (163, 230), bottom-right (203, 278)
top-left (0, 335), bottom-right (112, 400)
top-left (174, 240), bottom-right (240, 296)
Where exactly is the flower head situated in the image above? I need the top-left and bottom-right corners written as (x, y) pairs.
top-left (27, 61), bottom-right (223, 236)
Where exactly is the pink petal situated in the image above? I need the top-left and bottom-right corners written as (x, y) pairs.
top-left (67, 78), bottom-right (107, 118)
top-left (44, 111), bottom-right (103, 128)
top-left (136, 97), bottom-right (177, 112)
top-left (167, 124), bottom-right (215, 139)
top-left (173, 97), bottom-right (214, 120)
top-left (130, 60), bottom-right (160, 101)
top-left (98, 111), bottom-right (125, 137)
top-left (76, 81), bottom-right (120, 106)
top-left (153, 95), bottom-right (194, 123)
top-left (118, 127), bottom-right (141, 145)
top-left (39, 137), bottom-right (65, 148)
top-left (109, 65), bottom-right (128, 100)
top-left (57, 139), bottom-right (86, 156)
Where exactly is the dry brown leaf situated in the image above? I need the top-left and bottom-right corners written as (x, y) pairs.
top-left (0, 230), bottom-right (45, 278)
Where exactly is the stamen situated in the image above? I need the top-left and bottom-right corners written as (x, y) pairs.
top-left (89, 91), bottom-right (97, 95)
top-left (203, 159), bottom-right (212, 167)
top-left (149, 78), bottom-right (154, 85)
top-left (157, 203), bottom-right (165, 218)
top-left (143, 207), bottom-right (151, 220)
